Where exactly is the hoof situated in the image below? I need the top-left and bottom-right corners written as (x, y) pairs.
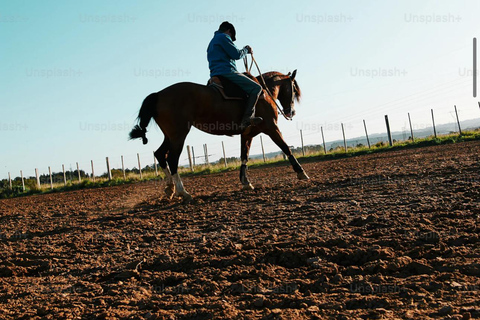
top-left (242, 183), bottom-right (254, 190)
top-left (164, 185), bottom-right (175, 199)
top-left (179, 191), bottom-right (193, 204)
top-left (297, 171), bottom-right (310, 180)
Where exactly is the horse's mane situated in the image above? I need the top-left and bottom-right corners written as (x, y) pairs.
top-left (258, 71), bottom-right (301, 102)
top-left (242, 71), bottom-right (276, 105)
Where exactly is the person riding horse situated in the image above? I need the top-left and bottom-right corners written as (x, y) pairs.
top-left (207, 21), bottom-right (263, 131)
top-left (130, 23), bottom-right (308, 202)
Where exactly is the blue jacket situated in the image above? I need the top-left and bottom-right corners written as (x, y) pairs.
top-left (207, 31), bottom-right (248, 77)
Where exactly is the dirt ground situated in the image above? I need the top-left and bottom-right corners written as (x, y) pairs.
top-left (0, 141), bottom-right (479, 320)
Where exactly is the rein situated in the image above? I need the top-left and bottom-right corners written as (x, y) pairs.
top-left (243, 55), bottom-right (293, 121)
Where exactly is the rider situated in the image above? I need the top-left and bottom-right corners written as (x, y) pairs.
top-left (207, 21), bottom-right (263, 131)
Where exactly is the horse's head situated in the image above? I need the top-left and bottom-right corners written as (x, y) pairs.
top-left (259, 70), bottom-right (301, 118)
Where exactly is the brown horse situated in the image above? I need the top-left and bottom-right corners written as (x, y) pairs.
top-left (129, 70), bottom-right (309, 202)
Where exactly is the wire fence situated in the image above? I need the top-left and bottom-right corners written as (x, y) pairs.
top-left (2, 102), bottom-right (479, 193)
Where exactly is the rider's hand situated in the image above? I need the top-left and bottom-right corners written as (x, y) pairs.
top-left (245, 45), bottom-right (253, 54)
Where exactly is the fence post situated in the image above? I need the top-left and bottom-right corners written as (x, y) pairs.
top-left (260, 136), bottom-right (266, 162)
top-left (431, 109), bottom-right (437, 138)
top-left (385, 115), bottom-right (393, 146)
top-left (48, 166), bottom-right (53, 189)
top-left (221, 141), bottom-right (228, 167)
top-left (106, 157), bottom-right (112, 181)
top-left (187, 145), bottom-right (194, 172)
top-left (341, 123), bottom-right (347, 152)
top-left (76, 162), bottom-right (81, 182)
top-left (121, 155), bottom-right (126, 179)
top-left (20, 170), bottom-right (25, 192)
top-left (137, 153), bottom-right (142, 179)
top-left (62, 164), bottom-right (66, 186)
top-left (153, 152), bottom-right (158, 176)
top-left (408, 113), bottom-right (415, 141)
top-left (454, 105), bottom-right (462, 135)
top-left (35, 168), bottom-right (40, 189)
top-left (203, 144), bottom-right (209, 165)
top-left (192, 147), bottom-right (196, 166)
top-left (8, 172), bottom-right (12, 189)
top-left (321, 126), bottom-right (326, 154)
top-left (300, 130), bottom-right (305, 156)
top-left (363, 120), bottom-right (371, 148)
top-left (91, 160), bottom-right (95, 182)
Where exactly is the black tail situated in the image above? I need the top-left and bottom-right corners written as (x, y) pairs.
top-left (129, 92), bottom-right (158, 145)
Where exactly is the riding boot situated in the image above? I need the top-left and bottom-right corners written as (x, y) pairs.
top-left (240, 94), bottom-right (263, 131)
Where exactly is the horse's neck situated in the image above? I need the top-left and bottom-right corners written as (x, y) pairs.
top-left (265, 81), bottom-right (280, 99)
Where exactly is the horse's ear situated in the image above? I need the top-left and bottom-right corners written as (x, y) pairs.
top-left (291, 69), bottom-right (297, 80)
top-left (287, 72), bottom-right (291, 76)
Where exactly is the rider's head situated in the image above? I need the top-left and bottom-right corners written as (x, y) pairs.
top-left (218, 21), bottom-right (236, 42)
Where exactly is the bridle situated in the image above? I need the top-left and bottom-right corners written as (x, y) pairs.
top-left (244, 54), bottom-right (294, 121)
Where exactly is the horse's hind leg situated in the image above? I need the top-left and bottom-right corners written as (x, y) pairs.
top-left (154, 138), bottom-right (175, 198)
top-left (240, 134), bottom-right (254, 190)
top-left (166, 136), bottom-right (192, 203)
top-left (267, 127), bottom-right (309, 180)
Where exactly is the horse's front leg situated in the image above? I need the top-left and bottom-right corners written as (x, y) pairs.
top-left (161, 165), bottom-right (175, 198)
top-left (266, 127), bottom-right (309, 180)
top-left (240, 134), bottom-right (255, 190)
top-left (165, 136), bottom-right (192, 203)
top-left (154, 140), bottom-right (175, 198)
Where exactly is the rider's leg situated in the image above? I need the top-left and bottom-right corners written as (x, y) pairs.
top-left (221, 73), bottom-right (263, 129)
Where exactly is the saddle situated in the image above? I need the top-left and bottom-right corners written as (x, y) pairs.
top-left (207, 76), bottom-right (246, 100)
top-left (207, 75), bottom-right (265, 101)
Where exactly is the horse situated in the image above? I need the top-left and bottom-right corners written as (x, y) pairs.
top-left (129, 70), bottom-right (309, 202)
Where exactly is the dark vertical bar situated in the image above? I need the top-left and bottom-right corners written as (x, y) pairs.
top-left (106, 157), bottom-right (112, 181)
top-left (341, 123), bottom-right (347, 152)
top-left (363, 120), bottom-right (371, 148)
top-left (431, 109), bottom-right (437, 138)
top-left (321, 126), bottom-right (327, 154)
top-left (454, 105), bottom-right (462, 135)
top-left (91, 160), bottom-right (95, 182)
top-left (474, 37), bottom-right (477, 98)
top-left (300, 130), bottom-right (305, 156)
top-left (385, 115), bottom-right (393, 146)
top-left (408, 113), bottom-right (415, 141)
top-left (49, 166), bottom-right (53, 189)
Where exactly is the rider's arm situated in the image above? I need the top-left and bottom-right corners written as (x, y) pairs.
top-left (219, 34), bottom-right (248, 60)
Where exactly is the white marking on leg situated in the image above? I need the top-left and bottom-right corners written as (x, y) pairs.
top-left (240, 160), bottom-right (254, 190)
top-left (172, 173), bottom-right (192, 201)
top-left (162, 166), bottom-right (175, 198)
top-left (172, 173), bottom-right (185, 194)
top-left (162, 167), bottom-right (173, 185)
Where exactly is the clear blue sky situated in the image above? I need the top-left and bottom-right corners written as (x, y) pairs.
top-left (1, 0), bottom-right (479, 179)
